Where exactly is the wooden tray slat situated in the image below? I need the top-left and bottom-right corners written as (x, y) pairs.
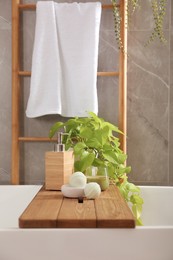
top-left (19, 189), bottom-right (63, 228)
top-left (95, 186), bottom-right (135, 228)
top-left (57, 198), bottom-right (96, 228)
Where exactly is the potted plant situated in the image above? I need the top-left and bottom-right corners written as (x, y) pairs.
top-left (49, 112), bottom-right (143, 225)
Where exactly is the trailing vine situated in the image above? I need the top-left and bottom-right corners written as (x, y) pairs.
top-left (112, 0), bottom-right (140, 50)
top-left (127, 0), bottom-right (140, 23)
top-left (146, 0), bottom-right (167, 45)
top-left (112, 0), bottom-right (123, 50)
top-left (112, 0), bottom-right (167, 49)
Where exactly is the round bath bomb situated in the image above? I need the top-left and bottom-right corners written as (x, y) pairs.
top-left (69, 172), bottom-right (87, 187)
top-left (84, 182), bottom-right (101, 199)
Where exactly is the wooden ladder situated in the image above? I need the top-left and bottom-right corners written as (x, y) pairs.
top-left (11, 0), bottom-right (127, 184)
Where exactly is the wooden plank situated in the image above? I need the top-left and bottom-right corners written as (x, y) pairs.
top-left (19, 189), bottom-right (63, 228)
top-left (18, 71), bottom-right (31, 76)
top-left (18, 4), bottom-right (120, 10)
top-left (18, 71), bottom-right (119, 77)
top-left (11, 0), bottom-right (20, 184)
top-left (97, 71), bottom-right (119, 77)
top-left (95, 186), bottom-right (135, 228)
top-left (57, 198), bottom-right (96, 228)
top-left (119, 0), bottom-right (128, 154)
top-left (18, 137), bottom-right (57, 142)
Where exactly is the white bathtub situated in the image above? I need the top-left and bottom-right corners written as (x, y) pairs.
top-left (0, 185), bottom-right (173, 260)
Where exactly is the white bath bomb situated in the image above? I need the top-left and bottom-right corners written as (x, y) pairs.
top-left (69, 172), bottom-right (87, 187)
top-left (84, 182), bottom-right (101, 199)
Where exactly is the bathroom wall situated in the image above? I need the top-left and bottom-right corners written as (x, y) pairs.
top-left (0, 0), bottom-right (12, 183)
top-left (127, 1), bottom-right (171, 185)
top-left (170, 1), bottom-right (173, 186)
top-left (0, 0), bottom-right (172, 186)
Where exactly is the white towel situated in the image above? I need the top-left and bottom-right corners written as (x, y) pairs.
top-left (26, 1), bottom-right (102, 118)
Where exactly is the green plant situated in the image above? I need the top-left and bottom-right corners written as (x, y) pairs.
top-left (146, 0), bottom-right (167, 45)
top-left (49, 112), bottom-right (143, 225)
top-left (112, 0), bottom-right (140, 50)
top-left (112, 0), bottom-right (167, 49)
top-left (112, 0), bottom-right (123, 50)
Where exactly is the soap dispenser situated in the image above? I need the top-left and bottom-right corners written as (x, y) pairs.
top-left (45, 132), bottom-right (74, 190)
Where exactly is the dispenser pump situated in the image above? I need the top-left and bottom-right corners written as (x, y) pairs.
top-left (54, 132), bottom-right (65, 152)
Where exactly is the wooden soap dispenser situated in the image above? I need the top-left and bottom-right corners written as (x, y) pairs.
top-left (45, 132), bottom-right (74, 190)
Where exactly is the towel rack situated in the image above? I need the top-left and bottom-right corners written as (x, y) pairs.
top-left (12, 0), bottom-right (127, 184)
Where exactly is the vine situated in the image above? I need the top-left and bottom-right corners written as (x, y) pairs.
top-left (112, 0), bottom-right (123, 50)
top-left (112, 0), bottom-right (167, 49)
top-left (146, 0), bottom-right (167, 45)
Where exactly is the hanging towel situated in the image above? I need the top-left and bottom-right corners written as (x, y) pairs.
top-left (26, 1), bottom-right (102, 118)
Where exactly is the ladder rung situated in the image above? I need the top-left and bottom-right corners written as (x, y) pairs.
top-left (18, 71), bottom-right (31, 76)
top-left (18, 71), bottom-right (119, 77)
top-left (97, 71), bottom-right (119, 77)
top-left (19, 137), bottom-right (56, 142)
top-left (18, 4), bottom-right (120, 10)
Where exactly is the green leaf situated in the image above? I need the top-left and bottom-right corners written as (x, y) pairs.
top-left (116, 153), bottom-right (127, 164)
top-left (85, 138), bottom-right (101, 148)
top-left (64, 118), bottom-right (81, 132)
top-left (75, 153), bottom-right (95, 172)
top-left (101, 126), bottom-right (110, 145)
top-left (125, 166), bottom-right (131, 174)
top-left (132, 204), bottom-right (143, 220)
top-left (74, 161), bottom-right (82, 171)
top-left (130, 194), bottom-right (144, 205)
top-left (88, 111), bottom-right (102, 124)
top-left (106, 164), bottom-right (115, 178)
top-left (110, 136), bottom-right (120, 147)
top-left (136, 217), bottom-right (143, 226)
top-left (118, 185), bottom-right (129, 201)
top-left (116, 164), bottom-right (128, 175)
top-left (93, 158), bottom-right (106, 167)
top-left (79, 126), bottom-right (93, 139)
top-left (80, 150), bottom-right (90, 160)
top-left (102, 122), bottom-right (123, 135)
top-left (102, 151), bottom-right (118, 164)
top-left (92, 126), bottom-right (110, 146)
top-left (126, 183), bottom-right (140, 192)
top-left (73, 142), bottom-right (86, 155)
top-left (94, 130), bottom-right (103, 145)
top-left (103, 143), bottom-right (112, 151)
top-left (64, 118), bottom-right (78, 127)
top-left (49, 122), bottom-right (64, 138)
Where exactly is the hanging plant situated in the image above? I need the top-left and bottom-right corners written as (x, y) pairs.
top-left (146, 0), bottom-right (167, 45)
top-left (112, 0), bottom-right (167, 48)
top-left (127, 0), bottom-right (140, 23)
top-left (112, 0), bottom-right (123, 50)
top-left (111, 0), bottom-right (140, 50)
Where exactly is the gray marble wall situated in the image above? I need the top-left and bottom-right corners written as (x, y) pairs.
top-left (127, 0), bottom-right (171, 185)
top-left (170, 1), bottom-right (173, 186)
top-left (0, 0), bottom-right (172, 186)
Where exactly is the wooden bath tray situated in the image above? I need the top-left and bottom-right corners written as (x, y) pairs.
top-left (19, 185), bottom-right (135, 228)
